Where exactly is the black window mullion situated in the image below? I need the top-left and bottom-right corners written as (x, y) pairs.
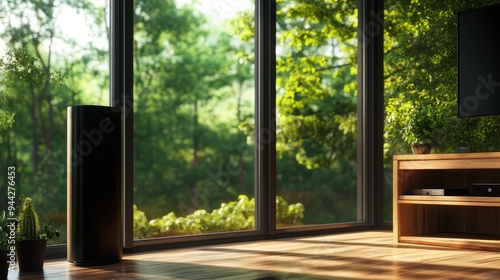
top-left (357, 0), bottom-right (385, 226)
top-left (110, 0), bottom-right (134, 248)
top-left (255, 0), bottom-right (277, 236)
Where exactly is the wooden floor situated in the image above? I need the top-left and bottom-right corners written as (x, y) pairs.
top-left (7, 230), bottom-right (500, 279)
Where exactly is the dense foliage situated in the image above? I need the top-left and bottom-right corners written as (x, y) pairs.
top-left (133, 195), bottom-right (304, 239)
top-left (0, 0), bottom-right (107, 226)
top-left (233, 0), bottom-right (359, 223)
top-left (274, 0), bottom-right (358, 169)
top-left (132, 0), bottom-right (255, 219)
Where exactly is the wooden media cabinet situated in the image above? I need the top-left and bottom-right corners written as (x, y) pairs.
top-left (393, 152), bottom-right (500, 251)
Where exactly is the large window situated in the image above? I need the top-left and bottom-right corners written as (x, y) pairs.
top-left (0, 1), bottom-right (109, 244)
top-left (1, 0), bottom-right (384, 253)
top-left (133, 0), bottom-right (256, 239)
top-left (275, 0), bottom-right (359, 226)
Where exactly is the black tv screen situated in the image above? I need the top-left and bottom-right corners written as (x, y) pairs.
top-left (458, 4), bottom-right (500, 118)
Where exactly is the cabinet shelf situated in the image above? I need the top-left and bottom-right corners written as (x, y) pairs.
top-left (393, 152), bottom-right (500, 251)
top-left (398, 195), bottom-right (500, 207)
top-left (399, 233), bottom-right (500, 251)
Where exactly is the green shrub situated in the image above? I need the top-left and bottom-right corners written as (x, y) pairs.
top-left (276, 196), bottom-right (305, 226)
top-left (133, 205), bottom-right (154, 239)
top-left (133, 195), bottom-right (305, 239)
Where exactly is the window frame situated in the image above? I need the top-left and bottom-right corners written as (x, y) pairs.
top-left (45, 0), bottom-right (386, 258)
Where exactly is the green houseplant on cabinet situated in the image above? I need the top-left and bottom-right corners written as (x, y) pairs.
top-left (16, 197), bottom-right (59, 272)
top-left (403, 106), bottom-right (445, 154)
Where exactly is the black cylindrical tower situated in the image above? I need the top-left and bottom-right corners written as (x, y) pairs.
top-left (67, 105), bottom-right (122, 265)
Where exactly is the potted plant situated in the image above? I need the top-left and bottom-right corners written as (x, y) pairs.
top-left (16, 197), bottom-right (59, 272)
top-left (403, 106), bottom-right (445, 154)
top-left (0, 212), bottom-right (12, 279)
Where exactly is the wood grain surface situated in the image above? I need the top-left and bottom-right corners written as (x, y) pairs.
top-left (8, 231), bottom-right (500, 279)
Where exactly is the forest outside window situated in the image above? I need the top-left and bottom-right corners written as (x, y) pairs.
top-left (132, 0), bottom-right (257, 239)
top-left (274, 0), bottom-right (359, 227)
top-left (0, 1), bottom-right (110, 245)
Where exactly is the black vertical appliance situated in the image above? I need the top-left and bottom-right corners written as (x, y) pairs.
top-left (67, 105), bottom-right (122, 265)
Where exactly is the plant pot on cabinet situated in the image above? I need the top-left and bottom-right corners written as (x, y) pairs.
top-left (411, 143), bottom-right (432, 154)
top-left (16, 239), bottom-right (47, 272)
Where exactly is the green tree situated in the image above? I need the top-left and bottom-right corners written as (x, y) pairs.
top-left (0, 91), bottom-right (14, 133)
top-left (233, 0), bottom-right (359, 224)
top-left (233, 0), bottom-right (358, 167)
top-left (0, 0), bottom-right (109, 219)
top-left (275, 0), bottom-right (357, 170)
top-left (133, 0), bottom-right (255, 219)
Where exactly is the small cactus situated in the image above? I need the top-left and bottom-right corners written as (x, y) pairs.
top-left (18, 197), bottom-right (40, 240)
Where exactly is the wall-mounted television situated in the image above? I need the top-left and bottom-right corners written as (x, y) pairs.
top-left (458, 4), bottom-right (500, 118)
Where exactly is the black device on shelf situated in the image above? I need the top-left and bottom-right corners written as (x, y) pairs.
top-left (472, 183), bottom-right (500, 196)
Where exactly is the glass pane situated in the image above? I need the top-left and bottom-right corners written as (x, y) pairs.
top-left (275, 0), bottom-right (358, 227)
top-left (0, 1), bottom-right (109, 244)
top-left (384, 0), bottom-right (500, 221)
top-left (133, 0), bottom-right (255, 239)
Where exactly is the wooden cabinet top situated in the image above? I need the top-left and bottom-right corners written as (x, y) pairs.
top-left (393, 152), bottom-right (500, 169)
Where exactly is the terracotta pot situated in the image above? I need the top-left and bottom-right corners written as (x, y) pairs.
top-left (411, 143), bottom-right (432, 154)
top-left (16, 239), bottom-right (47, 272)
